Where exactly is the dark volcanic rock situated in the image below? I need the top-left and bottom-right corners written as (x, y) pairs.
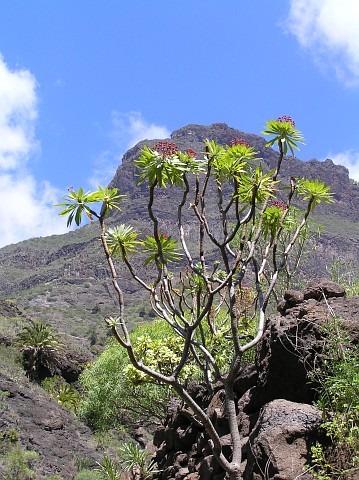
top-left (55, 345), bottom-right (94, 383)
top-left (247, 279), bottom-right (357, 413)
top-left (0, 372), bottom-right (99, 479)
top-left (0, 299), bottom-right (25, 318)
top-left (244, 399), bottom-right (322, 480)
top-left (153, 280), bottom-right (359, 480)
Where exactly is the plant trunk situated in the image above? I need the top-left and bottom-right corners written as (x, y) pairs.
top-left (224, 379), bottom-right (243, 480)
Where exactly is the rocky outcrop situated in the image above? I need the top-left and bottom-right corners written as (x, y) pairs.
top-left (55, 345), bottom-right (94, 384)
top-left (153, 280), bottom-right (356, 480)
top-left (0, 372), bottom-right (99, 479)
top-left (245, 400), bottom-right (322, 480)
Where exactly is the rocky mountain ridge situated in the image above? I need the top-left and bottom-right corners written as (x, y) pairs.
top-left (0, 124), bottom-right (358, 341)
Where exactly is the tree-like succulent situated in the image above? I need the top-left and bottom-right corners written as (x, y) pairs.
top-left (105, 224), bottom-right (141, 261)
top-left (262, 115), bottom-right (305, 156)
top-left (57, 118), bottom-right (334, 480)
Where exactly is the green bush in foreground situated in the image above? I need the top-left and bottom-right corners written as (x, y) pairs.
top-left (78, 320), bottom-right (174, 431)
top-left (42, 375), bottom-right (80, 412)
top-left (117, 442), bottom-right (159, 479)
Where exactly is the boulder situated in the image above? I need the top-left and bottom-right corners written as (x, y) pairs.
top-left (244, 399), bottom-right (322, 480)
top-left (247, 280), bottom-right (359, 412)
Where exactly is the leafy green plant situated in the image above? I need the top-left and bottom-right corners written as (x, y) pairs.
top-left (142, 232), bottom-right (182, 266)
top-left (297, 178), bottom-right (334, 211)
top-left (56, 186), bottom-right (124, 226)
top-left (57, 118), bottom-right (333, 480)
top-left (16, 320), bottom-right (63, 381)
top-left (5, 428), bottom-right (19, 444)
top-left (105, 224), bottom-right (141, 261)
top-left (78, 321), bottom-right (174, 431)
top-left (42, 375), bottom-right (80, 412)
top-left (134, 143), bottom-right (200, 187)
top-left (1, 446), bottom-right (38, 480)
top-left (261, 115), bottom-right (305, 156)
top-left (95, 454), bottom-right (121, 480)
top-left (307, 318), bottom-right (359, 478)
top-left (117, 441), bottom-right (159, 479)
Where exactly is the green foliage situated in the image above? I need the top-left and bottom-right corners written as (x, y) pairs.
top-left (16, 320), bottom-right (62, 381)
top-left (135, 145), bottom-right (202, 188)
top-left (56, 187), bottom-right (102, 226)
top-left (105, 224), bottom-right (141, 260)
top-left (235, 166), bottom-right (278, 204)
top-left (42, 375), bottom-right (80, 412)
top-left (262, 117), bottom-right (305, 156)
top-left (309, 443), bottom-right (333, 480)
top-left (56, 186), bottom-right (124, 227)
top-left (208, 140), bottom-right (254, 182)
top-left (125, 326), bottom-right (198, 383)
top-left (95, 454), bottom-right (121, 480)
top-left (261, 203), bottom-right (308, 244)
top-left (5, 428), bottom-right (19, 444)
top-left (308, 319), bottom-right (359, 478)
top-left (57, 118), bottom-right (334, 479)
top-left (1, 446), bottom-right (38, 480)
top-left (78, 321), bottom-right (174, 431)
top-left (297, 178), bottom-right (334, 210)
top-left (142, 233), bottom-right (182, 266)
top-left (16, 320), bottom-right (62, 352)
top-left (117, 441), bottom-right (159, 479)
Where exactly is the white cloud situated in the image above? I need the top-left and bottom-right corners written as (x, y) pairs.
top-left (88, 150), bottom-right (122, 189)
top-left (0, 174), bottom-right (69, 247)
top-left (326, 150), bottom-right (359, 181)
top-left (88, 111), bottom-right (170, 188)
top-left (0, 56), bottom-right (38, 169)
top-left (286, 0), bottom-right (359, 86)
top-left (0, 55), bottom-right (69, 248)
top-left (111, 111), bottom-right (170, 150)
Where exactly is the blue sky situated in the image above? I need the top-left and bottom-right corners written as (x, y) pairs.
top-left (0, 0), bottom-right (358, 247)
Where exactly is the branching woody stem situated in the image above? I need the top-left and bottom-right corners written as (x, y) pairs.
top-left (57, 124), bottom-right (330, 480)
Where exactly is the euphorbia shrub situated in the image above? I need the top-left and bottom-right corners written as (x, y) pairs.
top-left (57, 118), bottom-right (333, 480)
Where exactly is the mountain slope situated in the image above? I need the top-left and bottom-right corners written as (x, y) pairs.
top-left (0, 123), bottom-right (358, 342)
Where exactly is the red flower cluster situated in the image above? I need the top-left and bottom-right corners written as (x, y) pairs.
top-left (270, 200), bottom-right (288, 210)
top-left (153, 141), bottom-right (178, 157)
top-left (185, 148), bottom-right (196, 158)
top-left (229, 138), bottom-right (250, 148)
top-left (277, 115), bottom-right (295, 127)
